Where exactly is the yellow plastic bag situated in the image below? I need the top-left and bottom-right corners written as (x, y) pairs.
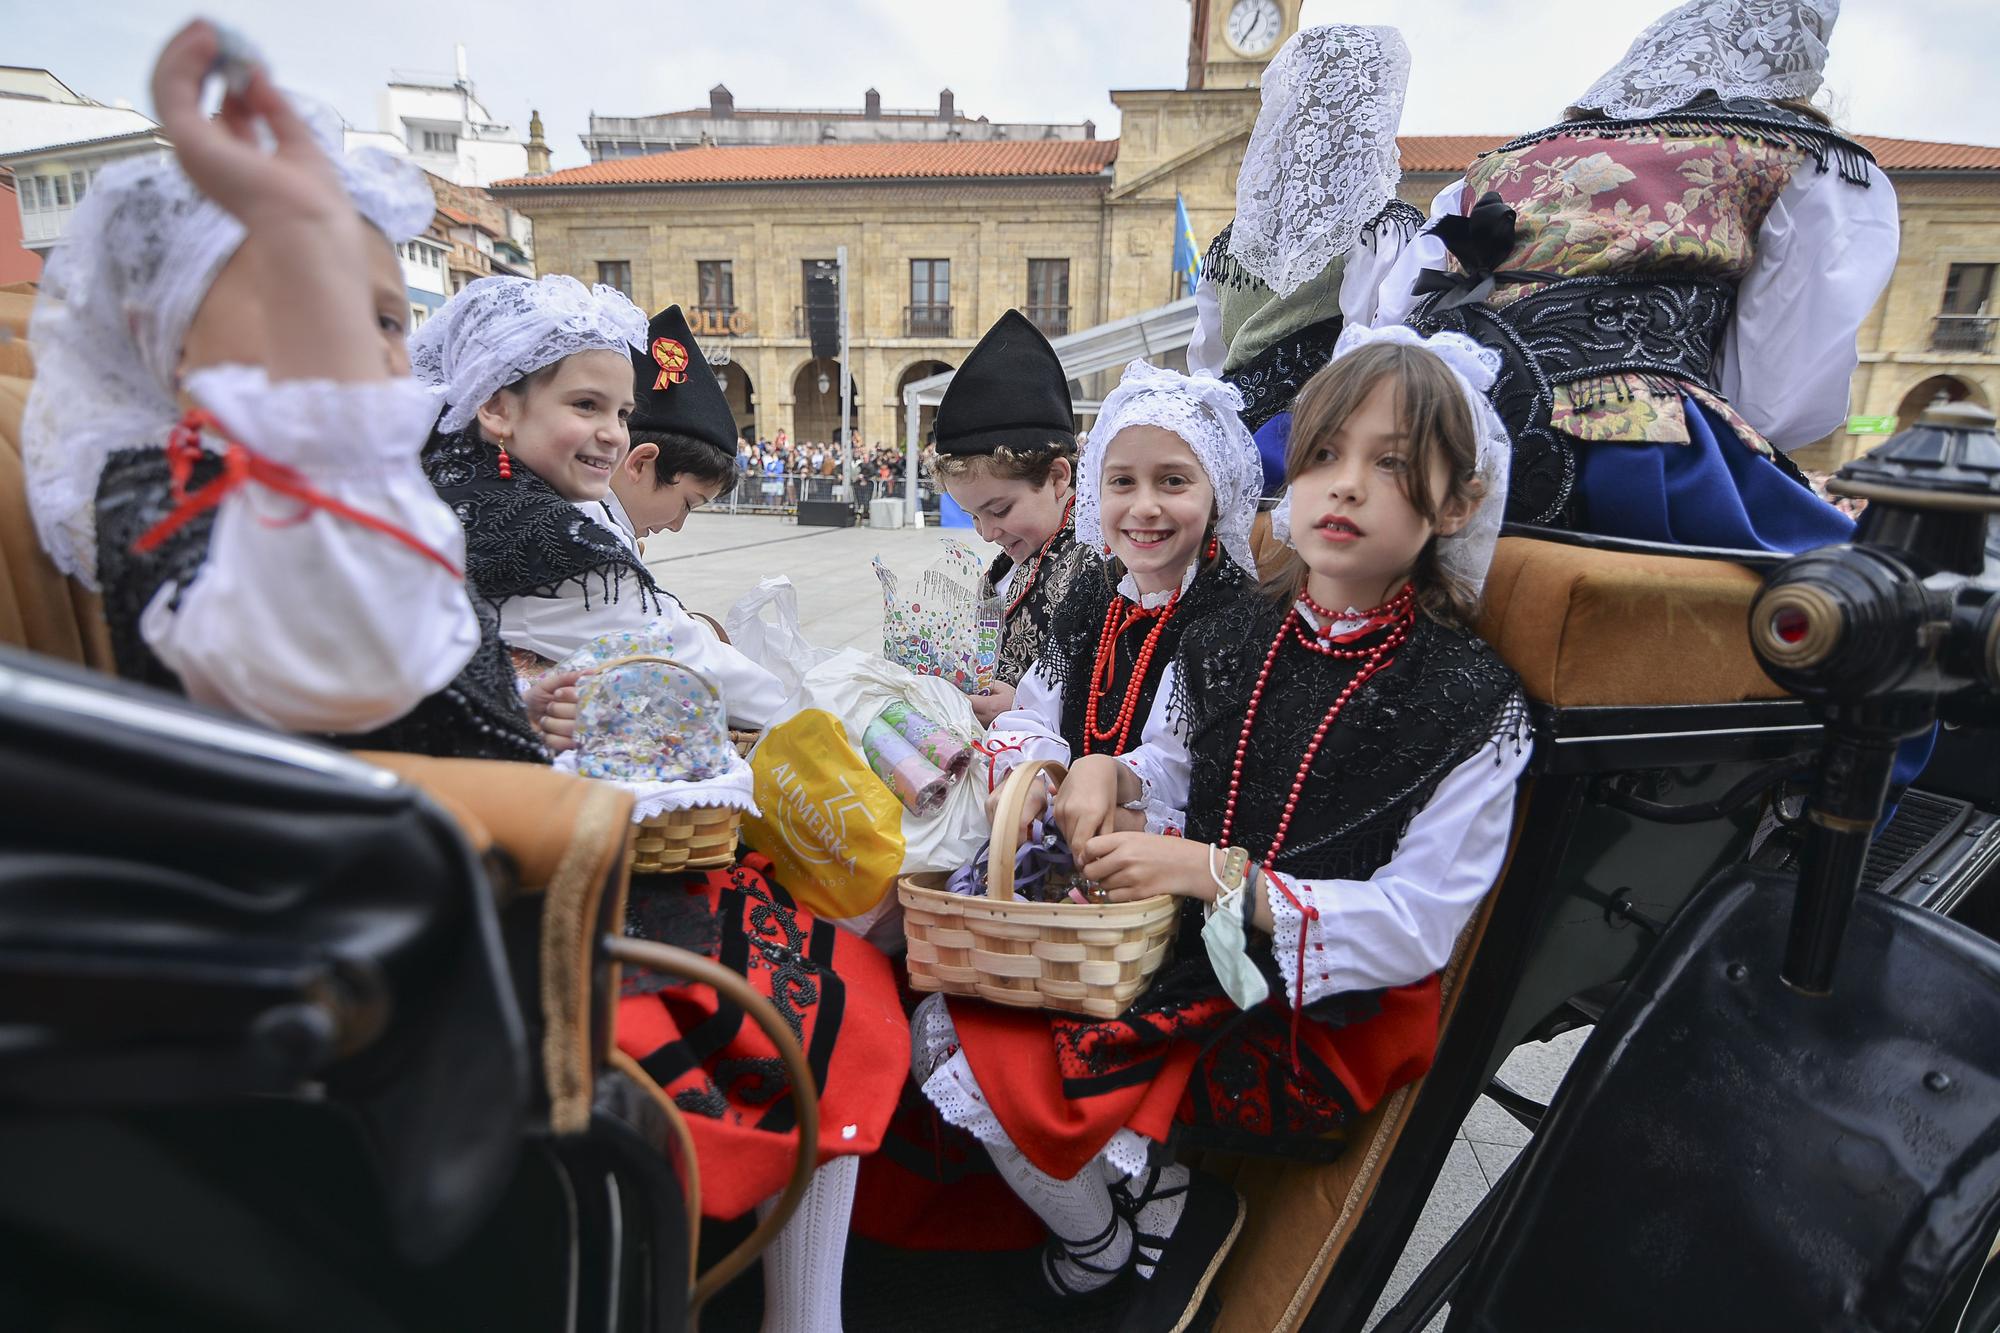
top-left (742, 709), bottom-right (906, 921)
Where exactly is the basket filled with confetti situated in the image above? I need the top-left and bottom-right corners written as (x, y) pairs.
top-left (564, 653), bottom-right (757, 875)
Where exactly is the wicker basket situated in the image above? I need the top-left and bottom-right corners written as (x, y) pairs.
top-left (588, 654), bottom-right (746, 877)
top-left (898, 760), bottom-right (1178, 1019)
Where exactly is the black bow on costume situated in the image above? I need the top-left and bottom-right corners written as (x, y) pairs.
top-left (1413, 191), bottom-right (1560, 312)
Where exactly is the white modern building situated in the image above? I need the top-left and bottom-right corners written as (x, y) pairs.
top-left (372, 48), bottom-right (528, 188)
top-left (0, 66), bottom-right (166, 258)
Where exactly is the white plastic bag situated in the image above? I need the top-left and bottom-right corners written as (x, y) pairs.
top-left (762, 648), bottom-right (992, 947)
top-left (723, 576), bottom-right (834, 698)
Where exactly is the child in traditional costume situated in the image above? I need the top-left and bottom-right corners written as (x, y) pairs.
top-left (412, 284), bottom-right (783, 731)
top-left (25, 21), bottom-right (546, 763)
top-left (980, 360), bottom-right (1261, 842)
top-left (914, 326), bottom-right (1528, 1333)
top-left (1379, 0), bottom-right (1893, 552)
top-left (412, 278), bottom-right (902, 1332)
top-left (1185, 24), bottom-right (1421, 496)
top-left (924, 310), bottom-right (1100, 725)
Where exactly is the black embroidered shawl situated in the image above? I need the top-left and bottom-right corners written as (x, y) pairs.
top-left (423, 427), bottom-right (666, 616)
top-left (1037, 554), bottom-right (1252, 760)
top-left (986, 517), bottom-right (1101, 689)
top-left (94, 446), bottom-right (546, 763)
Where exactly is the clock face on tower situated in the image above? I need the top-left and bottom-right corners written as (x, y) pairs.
top-left (1225, 0), bottom-right (1284, 57)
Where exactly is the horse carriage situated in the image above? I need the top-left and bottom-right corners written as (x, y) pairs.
top-left (2, 336), bottom-right (1998, 1331)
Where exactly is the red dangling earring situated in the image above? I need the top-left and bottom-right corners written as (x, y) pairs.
top-left (1206, 536), bottom-right (1219, 562)
top-left (496, 445), bottom-right (513, 480)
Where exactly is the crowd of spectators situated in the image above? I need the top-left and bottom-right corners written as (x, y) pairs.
top-left (731, 431), bottom-right (912, 506)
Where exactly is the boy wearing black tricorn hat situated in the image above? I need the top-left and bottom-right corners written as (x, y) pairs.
top-left (924, 309), bottom-right (1100, 725)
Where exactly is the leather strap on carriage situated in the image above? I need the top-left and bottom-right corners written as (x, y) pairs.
top-left (134, 408), bottom-right (463, 578)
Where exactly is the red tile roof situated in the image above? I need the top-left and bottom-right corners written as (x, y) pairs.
top-left (496, 138), bottom-right (1120, 188)
top-left (497, 130), bottom-right (2000, 191)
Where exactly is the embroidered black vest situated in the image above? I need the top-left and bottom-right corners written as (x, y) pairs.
top-left (987, 518), bottom-right (1101, 688)
top-left (94, 446), bottom-right (546, 763)
top-left (1175, 599), bottom-right (1526, 882)
top-left (1039, 555), bottom-right (1252, 760)
top-left (423, 428), bottom-right (665, 615)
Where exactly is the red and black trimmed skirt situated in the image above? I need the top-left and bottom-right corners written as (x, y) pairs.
top-left (949, 957), bottom-right (1443, 1182)
top-left (615, 852), bottom-right (909, 1219)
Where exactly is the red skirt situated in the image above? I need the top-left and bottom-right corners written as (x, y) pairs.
top-left (951, 958), bottom-right (1441, 1182)
top-left (615, 853), bottom-right (910, 1219)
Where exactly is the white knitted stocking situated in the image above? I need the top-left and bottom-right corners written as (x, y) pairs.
top-left (986, 1137), bottom-right (1133, 1294)
top-left (754, 1155), bottom-right (859, 1333)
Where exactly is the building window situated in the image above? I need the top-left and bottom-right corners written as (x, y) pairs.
top-left (1027, 259), bottom-right (1070, 338)
top-left (69, 171), bottom-right (87, 203)
top-left (908, 259), bottom-right (951, 337)
top-left (410, 305), bottom-right (428, 330)
top-left (1935, 263), bottom-right (1998, 353)
top-left (598, 260), bottom-right (633, 298)
top-left (420, 129), bottom-right (458, 153)
top-left (698, 259), bottom-right (735, 310)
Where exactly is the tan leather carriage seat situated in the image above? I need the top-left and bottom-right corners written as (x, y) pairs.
top-left (0, 373), bottom-right (115, 672)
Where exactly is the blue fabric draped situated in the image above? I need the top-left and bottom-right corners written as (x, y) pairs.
top-left (1576, 395), bottom-right (1855, 554)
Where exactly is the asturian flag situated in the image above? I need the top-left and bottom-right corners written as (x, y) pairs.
top-left (1172, 192), bottom-right (1202, 299)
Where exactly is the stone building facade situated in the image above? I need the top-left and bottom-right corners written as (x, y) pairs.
top-left (496, 0), bottom-right (1998, 461)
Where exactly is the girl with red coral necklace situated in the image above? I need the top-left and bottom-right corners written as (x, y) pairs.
top-left (979, 360), bottom-right (1263, 846)
top-left (917, 327), bottom-right (1531, 1332)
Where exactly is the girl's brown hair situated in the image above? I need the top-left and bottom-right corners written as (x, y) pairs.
top-left (1261, 342), bottom-right (1486, 626)
top-left (921, 438), bottom-right (1077, 490)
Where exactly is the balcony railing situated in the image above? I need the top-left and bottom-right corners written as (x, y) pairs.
top-left (1931, 314), bottom-right (1996, 355)
top-left (1025, 304), bottom-right (1071, 338)
top-left (904, 304), bottom-right (953, 338)
top-left (690, 304), bottom-right (750, 337)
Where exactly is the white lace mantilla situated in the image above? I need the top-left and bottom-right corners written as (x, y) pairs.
top-left (1229, 24), bottom-right (1411, 299)
top-left (1571, 0), bottom-right (1839, 118)
top-left (410, 275), bottom-right (648, 434)
top-left (1077, 361), bottom-right (1262, 579)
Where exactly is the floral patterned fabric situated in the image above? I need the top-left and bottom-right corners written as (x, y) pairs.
top-left (1459, 128), bottom-right (1809, 449)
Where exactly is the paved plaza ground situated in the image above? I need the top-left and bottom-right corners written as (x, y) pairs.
top-left (648, 511), bottom-right (1585, 1329)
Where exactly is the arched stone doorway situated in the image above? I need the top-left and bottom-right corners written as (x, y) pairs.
top-left (713, 360), bottom-right (755, 443)
top-left (894, 359), bottom-right (954, 448)
top-left (791, 357), bottom-right (857, 447)
top-left (1894, 374), bottom-right (1989, 428)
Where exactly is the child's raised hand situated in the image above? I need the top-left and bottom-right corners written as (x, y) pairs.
top-left (149, 21), bottom-right (349, 230)
top-left (985, 764), bottom-right (1052, 844)
top-left (1078, 831), bottom-right (1215, 903)
top-left (526, 669), bottom-right (586, 753)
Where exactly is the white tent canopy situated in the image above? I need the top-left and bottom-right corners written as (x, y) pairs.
top-left (900, 296), bottom-right (1199, 518)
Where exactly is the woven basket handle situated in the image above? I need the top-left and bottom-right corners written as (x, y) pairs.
top-left (588, 653), bottom-right (723, 707)
top-left (987, 758), bottom-right (1067, 902)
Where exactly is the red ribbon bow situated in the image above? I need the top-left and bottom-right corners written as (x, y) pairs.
top-left (133, 408), bottom-right (463, 580)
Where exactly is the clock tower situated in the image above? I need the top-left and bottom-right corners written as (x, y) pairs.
top-left (1186, 0), bottom-right (1301, 89)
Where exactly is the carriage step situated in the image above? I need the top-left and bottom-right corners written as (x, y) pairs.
top-left (1863, 788), bottom-right (2000, 918)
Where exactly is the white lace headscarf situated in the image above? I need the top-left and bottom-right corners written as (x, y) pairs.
top-left (1227, 24), bottom-right (1411, 300)
top-left (1272, 325), bottom-right (1512, 606)
top-left (1076, 360), bottom-right (1262, 577)
top-left (409, 274), bottom-right (648, 434)
top-left (1572, 0), bottom-right (1839, 119)
top-left (24, 99), bottom-right (435, 589)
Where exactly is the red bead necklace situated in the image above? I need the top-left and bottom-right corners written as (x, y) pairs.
top-left (1083, 590), bottom-right (1181, 756)
top-left (1217, 583), bottom-right (1415, 863)
top-left (1216, 582), bottom-right (1415, 1066)
top-left (1003, 495), bottom-right (1075, 621)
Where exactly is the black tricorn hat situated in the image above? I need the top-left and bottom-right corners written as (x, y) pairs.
top-left (931, 309), bottom-right (1075, 456)
top-left (630, 305), bottom-right (738, 453)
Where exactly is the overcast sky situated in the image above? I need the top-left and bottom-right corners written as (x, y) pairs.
top-left (15, 1), bottom-right (1999, 169)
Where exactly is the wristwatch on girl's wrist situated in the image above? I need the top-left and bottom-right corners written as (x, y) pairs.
top-left (1208, 844), bottom-right (1250, 898)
